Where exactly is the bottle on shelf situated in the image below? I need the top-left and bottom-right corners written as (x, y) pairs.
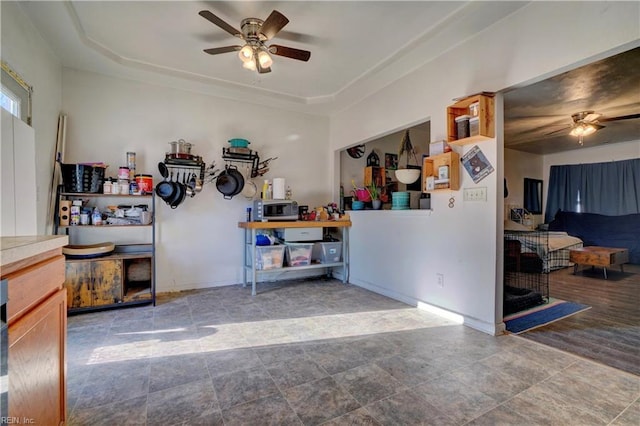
top-left (262, 180), bottom-right (269, 200)
top-left (285, 186), bottom-right (292, 200)
top-left (267, 182), bottom-right (273, 199)
top-left (92, 207), bottom-right (103, 226)
top-left (70, 201), bottom-right (82, 226)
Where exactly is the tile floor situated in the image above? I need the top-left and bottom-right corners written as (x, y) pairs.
top-left (66, 278), bottom-right (640, 425)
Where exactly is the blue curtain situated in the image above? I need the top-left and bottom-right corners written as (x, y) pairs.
top-left (545, 158), bottom-right (640, 222)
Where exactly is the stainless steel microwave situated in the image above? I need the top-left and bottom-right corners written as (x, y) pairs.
top-left (252, 200), bottom-right (299, 221)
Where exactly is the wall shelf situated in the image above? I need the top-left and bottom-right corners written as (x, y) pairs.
top-left (447, 93), bottom-right (495, 145)
top-left (423, 151), bottom-right (460, 192)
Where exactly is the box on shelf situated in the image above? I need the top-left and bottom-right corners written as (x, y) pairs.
top-left (248, 245), bottom-right (285, 270)
top-left (429, 140), bottom-right (448, 156)
top-left (275, 227), bottom-right (322, 242)
top-left (455, 115), bottom-right (471, 139)
top-left (469, 116), bottom-right (480, 136)
top-left (285, 242), bottom-right (314, 266)
top-left (312, 242), bottom-right (342, 264)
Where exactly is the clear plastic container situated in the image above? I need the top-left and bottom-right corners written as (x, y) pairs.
top-left (285, 243), bottom-right (314, 266)
top-left (312, 242), bottom-right (342, 263)
top-left (247, 245), bottom-right (285, 270)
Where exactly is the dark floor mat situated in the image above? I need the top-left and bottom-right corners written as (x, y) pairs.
top-left (503, 285), bottom-right (544, 316)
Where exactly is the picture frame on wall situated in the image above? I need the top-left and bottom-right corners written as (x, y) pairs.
top-left (385, 153), bottom-right (398, 170)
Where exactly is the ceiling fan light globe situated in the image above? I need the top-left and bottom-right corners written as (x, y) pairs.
top-left (581, 124), bottom-right (597, 136)
top-left (242, 60), bottom-right (256, 71)
top-left (258, 50), bottom-right (273, 68)
top-left (238, 45), bottom-right (254, 63)
top-left (570, 123), bottom-right (597, 137)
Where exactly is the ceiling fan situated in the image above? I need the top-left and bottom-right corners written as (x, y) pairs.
top-left (546, 110), bottom-right (640, 145)
top-left (199, 10), bottom-right (311, 74)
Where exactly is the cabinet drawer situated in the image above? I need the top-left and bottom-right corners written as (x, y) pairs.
top-left (279, 227), bottom-right (323, 242)
top-left (7, 255), bottom-right (65, 323)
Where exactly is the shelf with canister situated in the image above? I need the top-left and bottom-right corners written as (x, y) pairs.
top-left (422, 151), bottom-right (460, 192)
top-left (447, 92), bottom-right (495, 146)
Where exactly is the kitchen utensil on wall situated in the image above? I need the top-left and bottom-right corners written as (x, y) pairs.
top-left (158, 162), bottom-right (169, 179)
top-left (216, 165), bottom-right (245, 199)
top-left (168, 182), bottom-right (186, 208)
top-left (168, 139), bottom-right (194, 159)
top-left (189, 174), bottom-right (203, 193)
top-left (229, 138), bottom-right (250, 148)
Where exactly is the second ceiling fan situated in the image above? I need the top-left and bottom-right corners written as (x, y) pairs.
top-left (199, 9), bottom-right (311, 74)
top-left (546, 110), bottom-right (640, 144)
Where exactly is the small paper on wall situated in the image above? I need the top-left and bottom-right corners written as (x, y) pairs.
top-left (461, 145), bottom-right (494, 184)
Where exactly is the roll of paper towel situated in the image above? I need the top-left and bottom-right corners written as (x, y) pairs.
top-left (273, 178), bottom-right (286, 199)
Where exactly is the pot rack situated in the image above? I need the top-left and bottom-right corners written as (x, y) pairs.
top-left (222, 147), bottom-right (259, 174)
top-left (221, 147), bottom-right (276, 178)
top-left (163, 154), bottom-right (206, 181)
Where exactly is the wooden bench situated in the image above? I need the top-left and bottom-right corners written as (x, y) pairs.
top-left (569, 246), bottom-right (629, 279)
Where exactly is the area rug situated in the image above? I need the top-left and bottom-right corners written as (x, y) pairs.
top-left (504, 298), bottom-right (591, 334)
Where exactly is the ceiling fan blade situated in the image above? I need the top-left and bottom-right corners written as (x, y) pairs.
top-left (599, 113), bottom-right (640, 122)
top-left (582, 113), bottom-right (602, 122)
top-left (260, 10), bottom-right (289, 40)
top-left (543, 126), bottom-right (571, 137)
top-left (269, 44), bottom-right (311, 62)
top-left (203, 46), bottom-right (242, 55)
top-left (199, 10), bottom-right (242, 38)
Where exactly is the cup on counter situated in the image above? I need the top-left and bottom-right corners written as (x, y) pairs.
top-left (140, 211), bottom-right (152, 225)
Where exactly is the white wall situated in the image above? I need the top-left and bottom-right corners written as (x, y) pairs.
top-left (504, 148), bottom-right (544, 226)
top-left (543, 139), bottom-right (640, 175)
top-left (1, 1), bottom-right (63, 234)
top-left (330, 2), bottom-right (639, 334)
top-left (62, 69), bottom-right (330, 292)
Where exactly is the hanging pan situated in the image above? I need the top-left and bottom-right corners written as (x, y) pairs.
top-left (216, 165), bottom-right (244, 200)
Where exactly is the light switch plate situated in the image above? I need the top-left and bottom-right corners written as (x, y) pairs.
top-left (463, 187), bottom-right (487, 201)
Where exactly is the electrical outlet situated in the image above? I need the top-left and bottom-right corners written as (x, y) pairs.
top-left (463, 187), bottom-right (487, 201)
top-left (436, 273), bottom-right (444, 288)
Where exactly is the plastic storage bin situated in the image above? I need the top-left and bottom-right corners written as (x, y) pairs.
top-left (248, 245), bottom-right (285, 270)
top-left (285, 243), bottom-right (314, 266)
top-left (312, 242), bottom-right (342, 264)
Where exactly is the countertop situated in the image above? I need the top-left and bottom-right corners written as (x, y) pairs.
top-left (1, 235), bottom-right (69, 268)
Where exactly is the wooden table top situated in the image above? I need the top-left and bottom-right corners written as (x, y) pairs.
top-left (238, 220), bottom-right (351, 229)
top-left (569, 246), bottom-right (628, 254)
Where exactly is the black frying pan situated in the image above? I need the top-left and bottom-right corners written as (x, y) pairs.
top-left (216, 165), bottom-right (244, 199)
top-left (168, 182), bottom-right (186, 208)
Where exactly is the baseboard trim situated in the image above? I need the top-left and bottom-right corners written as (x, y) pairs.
top-left (350, 278), bottom-right (504, 336)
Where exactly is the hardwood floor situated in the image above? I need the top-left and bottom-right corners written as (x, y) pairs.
top-left (518, 262), bottom-right (640, 376)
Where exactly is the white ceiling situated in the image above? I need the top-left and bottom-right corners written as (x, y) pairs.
top-left (16, 1), bottom-right (639, 153)
top-left (18, 1), bottom-right (526, 115)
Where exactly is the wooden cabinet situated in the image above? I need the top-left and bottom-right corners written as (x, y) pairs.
top-left (63, 251), bottom-right (153, 313)
top-left (9, 288), bottom-right (66, 426)
top-left (447, 93), bottom-right (495, 146)
top-left (422, 151), bottom-right (460, 192)
top-left (364, 166), bottom-right (385, 187)
top-left (1, 236), bottom-right (68, 425)
top-left (54, 188), bottom-right (156, 313)
top-left (65, 259), bottom-right (123, 308)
